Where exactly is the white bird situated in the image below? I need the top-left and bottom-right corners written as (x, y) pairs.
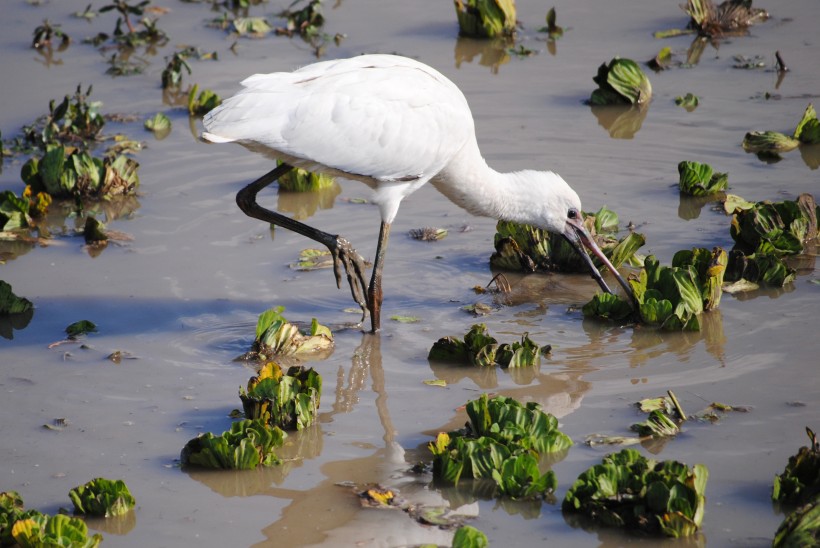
top-left (202, 54), bottom-right (635, 332)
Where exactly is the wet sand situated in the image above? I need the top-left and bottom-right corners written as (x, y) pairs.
top-left (1, 0), bottom-right (818, 546)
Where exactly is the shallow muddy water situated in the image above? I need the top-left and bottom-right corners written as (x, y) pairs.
top-left (1, 0), bottom-right (819, 546)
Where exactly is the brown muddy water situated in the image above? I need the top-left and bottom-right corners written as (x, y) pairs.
top-left (1, 0), bottom-right (818, 546)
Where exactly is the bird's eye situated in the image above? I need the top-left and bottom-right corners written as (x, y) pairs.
top-left (568, 208), bottom-right (579, 220)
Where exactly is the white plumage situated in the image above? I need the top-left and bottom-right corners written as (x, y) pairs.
top-left (202, 54), bottom-right (633, 332)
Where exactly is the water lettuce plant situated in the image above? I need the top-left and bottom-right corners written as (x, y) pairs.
top-left (563, 448), bottom-right (708, 538)
top-left (187, 84), bottom-right (222, 116)
top-left (180, 418), bottom-right (285, 469)
top-left (589, 58), bottom-right (652, 106)
top-left (678, 160), bottom-right (728, 196)
top-left (277, 162), bottom-right (335, 192)
top-left (1, 491), bottom-right (102, 547)
top-left (742, 103), bottom-right (820, 159)
top-left (681, 0), bottom-right (769, 37)
top-left (429, 394), bottom-right (572, 499)
top-left (491, 206), bottom-right (644, 273)
top-left (250, 306), bottom-right (333, 359)
top-left (794, 104), bottom-right (820, 144)
top-left (772, 427), bottom-right (820, 506)
top-left (428, 323), bottom-right (549, 368)
top-left (729, 193), bottom-right (817, 256)
top-left (452, 524), bottom-right (489, 548)
top-left (239, 361), bottom-right (322, 430)
top-left (69, 478), bottom-right (135, 517)
top-left (773, 496), bottom-right (820, 548)
top-left (583, 247), bottom-right (727, 331)
top-left (454, 0), bottom-right (516, 39)
top-left (0, 281), bottom-right (34, 316)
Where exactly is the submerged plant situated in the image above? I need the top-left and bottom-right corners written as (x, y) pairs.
top-left (239, 361), bottom-right (322, 430)
top-left (428, 394), bottom-right (571, 499)
top-left (678, 160), bottom-right (728, 196)
top-left (428, 323), bottom-right (550, 368)
top-left (589, 58), bottom-right (652, 106)
top-left (490, 206), bottom-right (644, 274)
top-left (563, 448), bottom-right (708, 538)
top-left (454, 0), bottom-right (516, 39)
top-left (180, 419), bottom-right (285, 469)
top-left (773, 427), bottom-right (820, 506)
top-left (69, 478), bottom-right (135, 517)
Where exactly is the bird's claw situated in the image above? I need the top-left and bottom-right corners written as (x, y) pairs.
top-left (329, 236), bottom-right (370, 323)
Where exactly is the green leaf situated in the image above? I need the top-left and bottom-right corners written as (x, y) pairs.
top-left (793, 103), bottom-right (820, 144)
top-left (454, 0), bottom-right (516, 38)
top-left (591, 58), bottom-right (653, 106)
top-left (742, 131), bottom-right (800, 153)
top-left (0, 281), bottom-right (34, 316)
top-left (69, 478), bottom-right (135, 517)
top-left (66, 320), bottom-right (97, 338)
top-left (144, 112), bottom-right (172, 139)
top-left (675, 93), bottom-right (699, 111)
top-left (773, 496), bottom-right (820, 548)
top-left (452, 525), bottom-right (489, 548)
top-left (180, 419), bottom-right (285, 469)
top-left (678, 160), bottom-right (728, 196)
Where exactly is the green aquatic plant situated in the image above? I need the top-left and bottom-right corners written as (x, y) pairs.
top-left (454, 0), bottom-right (516, 39)
top-left (773, 427), bottom-right (820, 506)
top-left (22, 85), bottom-right (105, 151)
top-left (0, 282), bottom-right (34, 316)
top-left (563, 448), bottom-right (708, 538)
top-left (793, 103), bottom-right (820, 145)
top-left (429, 394), bottom-right (571, 498)
top-left (743, 131), bottom-right (800, 154)
top-left (490, 206), bottom-right (644, 273)
top-left (590, 58), bottom-right (652, 106)
top-left (69, 478), bottom-right (135, 517)
top-left (1, 492), bottom-right (102, 548)
top-left (428, 323), bottom-right (550, 368)
top-left (729, 193), bottom-right (818, 256)
top-left (277, 161), bottom-right (335, 192)
top-left (773, 496), bottom-right (820, 548)
top-left (239, 362), bottom-right (322, 431)
top-left (187, 84), bottom-right (222, 116)
top-left (452, 525), bottom-right (489, 548)
top-left (180, 419), bottom-right (285, 469)
top-left (31, 19), bottom-right (70, 49)
top-left (251, 306), bottom-right (333, 359)
top-left (678, 160), bottom-right (728, 196)
top-left (675, 93), bottom-right (700, 110)
top-left (161, 52), bottom-right (192, 89)
top-left (144, 112), bottom-right (171, 139)
top-left (583, 247), bottom-right (727, 330)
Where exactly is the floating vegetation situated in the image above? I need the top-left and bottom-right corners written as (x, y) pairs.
top-left (66, 320), bottom-right (97, 339)
top-left (21, 85), bottom-right (105, 152)
top-left (428, 323), bottom-right (550, 368)
top-left (69, 478), bottom-right (135, 517)
top-left (428, 394), bottom-right (572, 499)
top-left (452, 525), bottom-right (489, 548)
top-left (563, 449), bottom-right (708, 538)
top-left (678, 160), bottom-right (728, 196)
top-left (773, 496), bottom-right (820, 548)
top-left (491, 206), bottom-right (645, 274)
top-left (232, 16), bottom-right (272, 37)
top-left (675, 93), bottom-right (700, 111)
top-left (646, 46), bottom-right (672, 71)
top-left (454, 0), bottom-right (516, 39)
top-left (180, 418), bottom-right (285, 469)
top-left (0, 491), bottom-right (103, 547)
top-left (772, 427), bottom-right (820, 506)
top-left (247, 306), bottom-right (333, 360)
top-left (143, 112), bottom-right (171, 139)
top-left (409, 227), bottom-right (448, 241)
top-left (743, 103), bottom-right (820, 161)
top-left (277, 162), bottom-right (335, 192)
top-left (729, 193), bottom-right (817, 257)
top-left (589, 58), bottom-right (652, 107)
top-left (0, 188), bottom-right (50, 231)
top-left (0, 281), bottom-right (34, 316)
top-left (31, 19), bottom-right (70, 49)
top-left (538, 7), bottom-right (563, 40)
top-left (584, 247), bottom-right (727, 330)
top-left (161, 52), bottom-right (192, 89)
top-left (239, 361), bottom-right (322, 431)
top-left (83, 216), bottom-right (109, 245)
top-left (655, 0), bottom-right (769, 39)
top-left (98, 0), bottom-right (169, 48)
top-left (187, 84), bottom-right (222, 115)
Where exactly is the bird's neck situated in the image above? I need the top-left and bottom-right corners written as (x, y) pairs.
top-left (431, 136), bottom-right (549, 226)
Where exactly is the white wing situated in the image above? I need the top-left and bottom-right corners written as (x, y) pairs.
top-left (202, 55), bottom-right (474, 184)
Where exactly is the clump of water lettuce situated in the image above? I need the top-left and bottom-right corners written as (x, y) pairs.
top-left (772, 427), bottom-right (820, 506)
top-left (678, 160), bottom-right (728, 196)
top-left (428, 323), bottom-right (550, 368)
top-left (742, 103), bottom-right (820, 160)
top-left (491, 206), bottom-right (644, 274)
top-left (454, 0), bottom-right (516, 38)
top-left (0, 281), bottom-right (34, 316)
top-left (276, 161), bottom-right (335, 192)
top-left (1, 490), bottom-right (103, 547)
top-left (584, 247), bottom-right (727, 331)
top-left (248, 306), bottom-right (333, 360)
top-left (428, 394), bottom-right (572, 500)
top-left (68, 478), bottom-right (135, 517)
top-left (239, 362), bottom-right (322, 431)
top-left (589, 58), bottom-right (653, 106)
top-left (773, 496), bottom-right (820, 548)
top-left (180, 419), bottom-right (285, 470)
top-left (563, 448), bottom-right (708, 538)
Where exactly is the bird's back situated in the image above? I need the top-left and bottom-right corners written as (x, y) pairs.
top-left (202, 55), bottom-right (474, 187)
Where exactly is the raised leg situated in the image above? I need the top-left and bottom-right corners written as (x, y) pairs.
top-left (367, 221), bottom-right (392, 332)
top-left (236, 164), bottom-right (371, 328)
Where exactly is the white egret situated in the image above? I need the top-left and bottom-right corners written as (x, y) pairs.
top-left (202, 54), bottom-right (635, 332)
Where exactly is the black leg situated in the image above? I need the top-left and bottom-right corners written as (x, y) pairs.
top-left (236, 164), bottom-right (371, 327)
top-left (367, 221), bottom-right (392, 332)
